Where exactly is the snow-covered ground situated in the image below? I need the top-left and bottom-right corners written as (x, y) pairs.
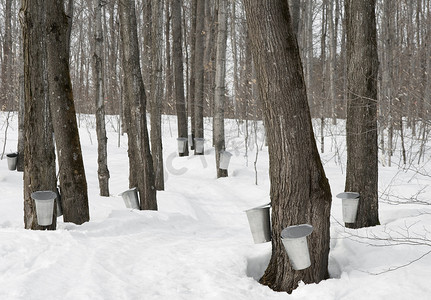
top-left (1, 112), bottom-right (431, 299)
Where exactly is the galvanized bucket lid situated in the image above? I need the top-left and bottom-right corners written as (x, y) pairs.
top-left (31, 191), bottom-right (57, 201)
top-left (281, 224), bottom-right (313, 239)
top-left (336, 192), bottom-right (360, 199)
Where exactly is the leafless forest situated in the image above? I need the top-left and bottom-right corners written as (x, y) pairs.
top-left (1, 0), bottom-right (431, 294)
top-left (1, 1), bottom-right (429, 147)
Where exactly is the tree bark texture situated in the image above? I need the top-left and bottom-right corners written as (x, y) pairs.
top-left (194, 0), bottom-right (205, 154)
top-left (22, 0), bottom-right (58, 230)
top-left (118, 0), bottom-right (157, 211)
top-left (188, 0), bottom-right (197, 149)
top-left (243, 0), bottom-right (332, 293)
top-left (214, 0), bottom-right (228, 178)
top-left (172, 0), bottom-right (189, 157)
top-left (230, 0), bottom-right (239, 121)
top-left (288, 0), bottom-right (300, 37)
top-left (45, 0), bottom-right (90, 225)
top-left (1, 0), bottom-right (13, 110)
top-left (150, 0), bottom-right (165, 190)
top-left (328, 0), bottom-right (337, 125)
top-left (93, 0), bottom-right (110, 196)
top-left (65, 0), bottom-right (73, 59)
top-left (164, 0), bottom-right (174, 115)
top-left (345, 0), bottom-right (380, 228)
top-left (203, 0), bottom-right (217, 120)
top-left (17, 75), bottom-right (25, 172)
top-left (320, 1), bottom-right (327, 154)
top-left (306, 0), bottom-right (314, 110)
top-left (143, 0), bottom-right (153, 94)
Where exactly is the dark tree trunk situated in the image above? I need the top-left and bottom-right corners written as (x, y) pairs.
top-left (164, 0), bottom-right (174, 115)
top-left (150, 0), bottom-right (165, 190)
top-left (45, 0), bottom-right (90, 225)
top-left (214, 0), bottom-right (228, 178)
top-left (203, 0), bottom-right (217, 120)
top-left (93, 0), bottom-right (110, 196)
top-left (65, 0), bottom-right (73, 59)
top-left (17, 75), bottom-right (25, 172)
top-left (118, 0), bottom-right (157, 210)
top-left (1, 0), bottom-right (13, 110)
top-left (345, 0), bottom-right (380, 228)
top-left (107, 1), bottom-right (120, 116)
top-left (189, 0), bottom-right (197, 150)
top-left (288, 0), bottom-right (300, 37)
top-left (142, 0), bottom-right (152, 93)
top-left (230, 0), bottom-right (239, 121)
top-left (328, 0), bottom-right (337, 125)
top-left (243, 0), bottom-right (332, 293)
top-left (172, 0), bottom-right (189, 157)
top-left (194, 0), bottom-right (205, 154)
top-left (22, 0), bottom-right (57, 230)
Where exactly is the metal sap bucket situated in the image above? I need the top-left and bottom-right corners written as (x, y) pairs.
top-left (336, 192), bottom-right (360, 223)
top-left (31, 191), bottom-right (57, 226)
top-left (177, 137), bottom-right (188, 154)
top-left (245, 204), bottom-right (271, 243)
top-left (6, 152), bottom-right (18, 171)
top-left (194, 138), bottom-right (205, 154)
top-left (120, 187), bottom-right (140, 209)
top-left (281, 224), bottom-right (314, 270)
top-left (219, 151), bottom-right (232, 170)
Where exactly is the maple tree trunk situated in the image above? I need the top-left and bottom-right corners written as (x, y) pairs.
top-left (118, 0), bottom-right (157, 210)
top-left (344, 0), bottom-right (380, 228)
top-left (244, 0), bottom-right (332, 293)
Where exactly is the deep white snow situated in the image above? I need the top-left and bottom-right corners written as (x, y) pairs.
top-left (1, 112), bottom-right (431, 299)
